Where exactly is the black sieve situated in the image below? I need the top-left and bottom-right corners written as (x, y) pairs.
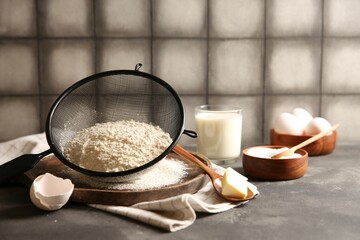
top-left (0, 64), bottom-right (197, 182)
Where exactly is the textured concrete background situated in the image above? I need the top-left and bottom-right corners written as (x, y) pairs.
top-left (1, 0), bottom-right (360, 147)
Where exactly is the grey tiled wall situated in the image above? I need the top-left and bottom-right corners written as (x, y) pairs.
top-left (1, 0), bottom-right (360, 148)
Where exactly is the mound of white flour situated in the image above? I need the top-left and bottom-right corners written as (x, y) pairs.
top-left (63, 120), bottom-right (172, 172)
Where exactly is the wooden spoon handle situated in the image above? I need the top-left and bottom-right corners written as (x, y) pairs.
top-left (291, 124), bottom-right (339, 151)
top-left (172, 145), bottom-right (221, 179)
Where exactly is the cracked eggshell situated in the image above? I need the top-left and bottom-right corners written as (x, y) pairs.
top-left (30, 173), bottom-right (74, 211)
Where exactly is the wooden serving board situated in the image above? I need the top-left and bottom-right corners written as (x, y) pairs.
top-left (21, 152), bottom-right (210, 206)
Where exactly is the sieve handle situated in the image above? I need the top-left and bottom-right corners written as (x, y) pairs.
top-left (0, 149), bottom-right (52, 183)
top-left (183, 129), bottom-right (197, 138)
top-left (134, 63), bottom-right (142, 71)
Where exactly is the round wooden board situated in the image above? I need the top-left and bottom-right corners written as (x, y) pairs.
top-left (22, 152), bottom-right (210, 206)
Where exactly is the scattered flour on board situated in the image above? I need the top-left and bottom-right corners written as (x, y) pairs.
top-left (63, 120), bottom-right (173, 172)
top-left (70, 157), bottom-right (188, 190)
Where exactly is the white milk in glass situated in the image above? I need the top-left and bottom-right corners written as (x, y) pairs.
top-left (195, 105), bottom-right (242, 164)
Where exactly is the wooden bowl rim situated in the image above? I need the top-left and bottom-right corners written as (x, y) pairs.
top-left (242, 145), bottom-right (309, 180)
top-left (242, 145), bottom-right (308, 161)
top-left (270, 128), bottom-right (337, 138)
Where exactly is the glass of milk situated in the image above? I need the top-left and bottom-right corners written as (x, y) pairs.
top-left (195, 105), bottom-right (242, 165)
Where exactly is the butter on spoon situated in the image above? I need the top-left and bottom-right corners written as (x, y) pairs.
top-left (173, 144), bottom-right (254, 202)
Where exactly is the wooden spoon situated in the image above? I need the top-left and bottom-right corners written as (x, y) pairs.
top-left (172, 144), bottom-right (255, 202)
top-left (272, 123), bottom-right (339, 159)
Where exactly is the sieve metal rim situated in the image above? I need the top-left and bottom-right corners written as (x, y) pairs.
top-left (45, 69), bottom-right (186, 177)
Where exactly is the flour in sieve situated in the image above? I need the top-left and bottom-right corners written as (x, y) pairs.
top-left (63, 120), bottom-right (172, 172)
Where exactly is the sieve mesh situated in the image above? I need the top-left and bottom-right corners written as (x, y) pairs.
top-left (46, 69), bottom-right (184, 177)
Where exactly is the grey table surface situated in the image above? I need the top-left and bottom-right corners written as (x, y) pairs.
top-left (1, 144), bottom-right (359, 240)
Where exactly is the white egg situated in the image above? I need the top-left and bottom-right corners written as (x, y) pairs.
top-left (304, 117), bottom-right (332, 135)
top-left (30, 173), bottom-right (74, 211)
top-left (292, 108), bottom-right (313, 129)
top-left (274, 112), bottom-right (304, 135)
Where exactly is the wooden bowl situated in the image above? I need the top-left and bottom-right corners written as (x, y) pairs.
top-left (270, 129), bottom-right (337, 156)
top-left (242, 145), bottom-right (308, 181)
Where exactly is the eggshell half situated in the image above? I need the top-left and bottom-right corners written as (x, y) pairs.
top-left (30, 173), bottom-right (74, 211)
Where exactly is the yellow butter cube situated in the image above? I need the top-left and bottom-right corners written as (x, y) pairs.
top-left (221, 167), bottom-right (248, 199)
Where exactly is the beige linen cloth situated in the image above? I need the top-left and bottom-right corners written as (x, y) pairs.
top-left (0, 133), bottom-right (259, 232)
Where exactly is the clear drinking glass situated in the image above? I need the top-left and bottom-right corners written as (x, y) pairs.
top-left (195, 105), bottom-right (242, 165)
